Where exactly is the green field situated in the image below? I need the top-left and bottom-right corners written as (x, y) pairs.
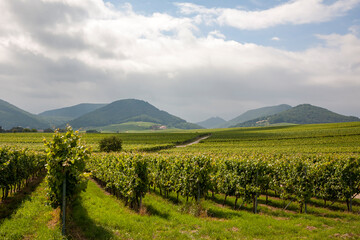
top-left (162, 122), bottom-right (360, 155)
top-left (1, 122), bottom-right (360, 239)
top-left (0, 130), bottom-right (205, 152)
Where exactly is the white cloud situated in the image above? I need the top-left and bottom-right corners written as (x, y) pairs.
top-left (176, 0), bottom-right (360, 30)
top-left (0, 0), bottom-right (359, 121)
top-left (208, 30), bottom-right (226, 39)
top-left (271, 37), bottom-right (281, 41)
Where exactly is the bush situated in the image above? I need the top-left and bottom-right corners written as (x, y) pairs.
top-left (43, 128), bottom-right (54, 133)
top-left (99, 136), bottom-right (122, 152)
top-left (86, 129), bottom-right (100, 133)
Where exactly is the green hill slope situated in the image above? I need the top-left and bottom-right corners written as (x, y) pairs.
top-left (196, 117), bottom-right (227, 129)
top-left (221, 104), bottom-right (292, 128)
top-left (67, 99), bottom-right (202, 130)
top-left (0, 99), bottom-right (49, 130)
top-left (236, 104), bottom-right (360, 127)
top-left (39, 103), bottom-right (107, 127)
top-left (39, 103), bottom-right (107, 119)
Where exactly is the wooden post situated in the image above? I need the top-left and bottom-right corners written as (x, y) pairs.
top-left (62, 173), bottom-right (66, 235)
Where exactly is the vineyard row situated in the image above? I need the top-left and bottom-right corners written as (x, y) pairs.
top-left (0, 147), bottom-right (44, 200)
top-left (87, 153), bottom-right (360, 213)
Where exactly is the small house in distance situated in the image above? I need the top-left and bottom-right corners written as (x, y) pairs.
top-left (151, 125), bottom-right (167, 130)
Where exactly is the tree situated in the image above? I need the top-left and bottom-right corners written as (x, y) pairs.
top-left (99, 136), bottom-right (122, 152)
top-left (44, 128), bottom-right (54, 133)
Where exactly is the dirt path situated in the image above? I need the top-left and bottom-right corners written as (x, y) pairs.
top-left (176, 135), bottom-right (211, 148)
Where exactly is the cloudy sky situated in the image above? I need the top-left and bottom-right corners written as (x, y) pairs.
top-left (0, 0), bottom-right (360, 122)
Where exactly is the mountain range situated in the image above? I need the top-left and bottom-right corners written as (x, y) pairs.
top-left (196, 117), bottom-right (227, 129)
top-left (197, 104), bottom-right (359, 129)
top-left (0, 98), bottom-right (359, 132)
top-left (65, 99), bottom-right (200, 130)
top-left (39, 103), bottom-right (107, 119)
top-left (0, 99), bottom-right (49, 129)
top-left (0, 99), bottom-right (201, 131)
top-left (219, 104), bottom-right (292, 128)
top-left (234, 104), bottom-right (360, 127)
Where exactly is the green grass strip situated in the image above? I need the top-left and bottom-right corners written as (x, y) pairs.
top-left (0, 180), bottom-right (63, 240)
top-left (68, 180), bottom-right (360, 240)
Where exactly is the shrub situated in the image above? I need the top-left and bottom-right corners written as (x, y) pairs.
top-left (43, 128), bottom-right (54, 133)
top-left (86, 129), bottom-right (100, 133)
top-left (99, 136), bottom-right (122, 152)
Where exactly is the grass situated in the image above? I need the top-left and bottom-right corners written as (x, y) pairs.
top-left (66, 180), bottom-right (360, 240)
top-left (0, 174), bottom-right (44, 219)
top-left (0, 179), bottom-right (63, 239)
top-left (1, 177), bottom-right (359, 239)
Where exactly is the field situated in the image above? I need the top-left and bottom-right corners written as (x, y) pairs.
top-left (1, 122), bottom-right (360, 239)
top-left (0, 131), bottom-right (204, 152)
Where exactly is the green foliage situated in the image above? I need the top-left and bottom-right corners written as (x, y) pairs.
top-left (88, 153), bottom-right (148, 209)
top-left (88, 151), bottom-right (360, 213)
top-left (148, 154), bottom-right (212, 201)
top-left (44, 126), bottom-right (91, 208)
top-left (86, 129), bottom-right (100, 133)
top-left (43, 128), bottom-right (54, 133)
top-left (0, 147), bottom-right (44, 200)
top-left (99, 136), bottom-right (122, 152)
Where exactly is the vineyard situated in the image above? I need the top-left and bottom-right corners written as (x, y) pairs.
top-left (88, 152), bottom-right (360, 213)
top-left (0, 148), bottom-right (44, 200)
top-left (1, 122), bottom-right (360, 239)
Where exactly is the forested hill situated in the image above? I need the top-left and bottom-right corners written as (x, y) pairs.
top-left (196, 117), bottom-right (227, 129)
top-left (39, 103), bottom-right (107, 119)
top-left (0, 99), bottom-right (49, 129)
top-left (220, 104), bottom-right (292, 128)
top-left (67, 99), bottom-right (202, 129)
top-left (235, 104), bottom-right (360, 127)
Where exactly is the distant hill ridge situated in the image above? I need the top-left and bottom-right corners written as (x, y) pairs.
top-left (196, 117), bottom-right (227, 129)
top-left (0, 99), bottom-right (49, 129)
top-left (219, 104), bottom-right (292, 128)
top-left (235, 104), bottom-right (360, 127)
top-left (39, 103), bottom-right (107, 119)
top-left (1, 98), bottom-right (359, 130)
top-left (66, 99), bottom-right (201, 130)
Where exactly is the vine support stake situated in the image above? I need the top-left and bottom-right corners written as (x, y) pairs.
top-left (62, 173), bottom-right (66, 236)
top-left (197, 182), bottom-right (201, 204)
top-left (254, 170), bottom-right (258, 214)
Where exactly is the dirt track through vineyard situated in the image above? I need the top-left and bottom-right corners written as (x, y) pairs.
top-left (176, 135), bottom-right (211, 148)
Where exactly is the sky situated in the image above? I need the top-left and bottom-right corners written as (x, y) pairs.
top-left (0, 0), bottom-right (360, 122)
